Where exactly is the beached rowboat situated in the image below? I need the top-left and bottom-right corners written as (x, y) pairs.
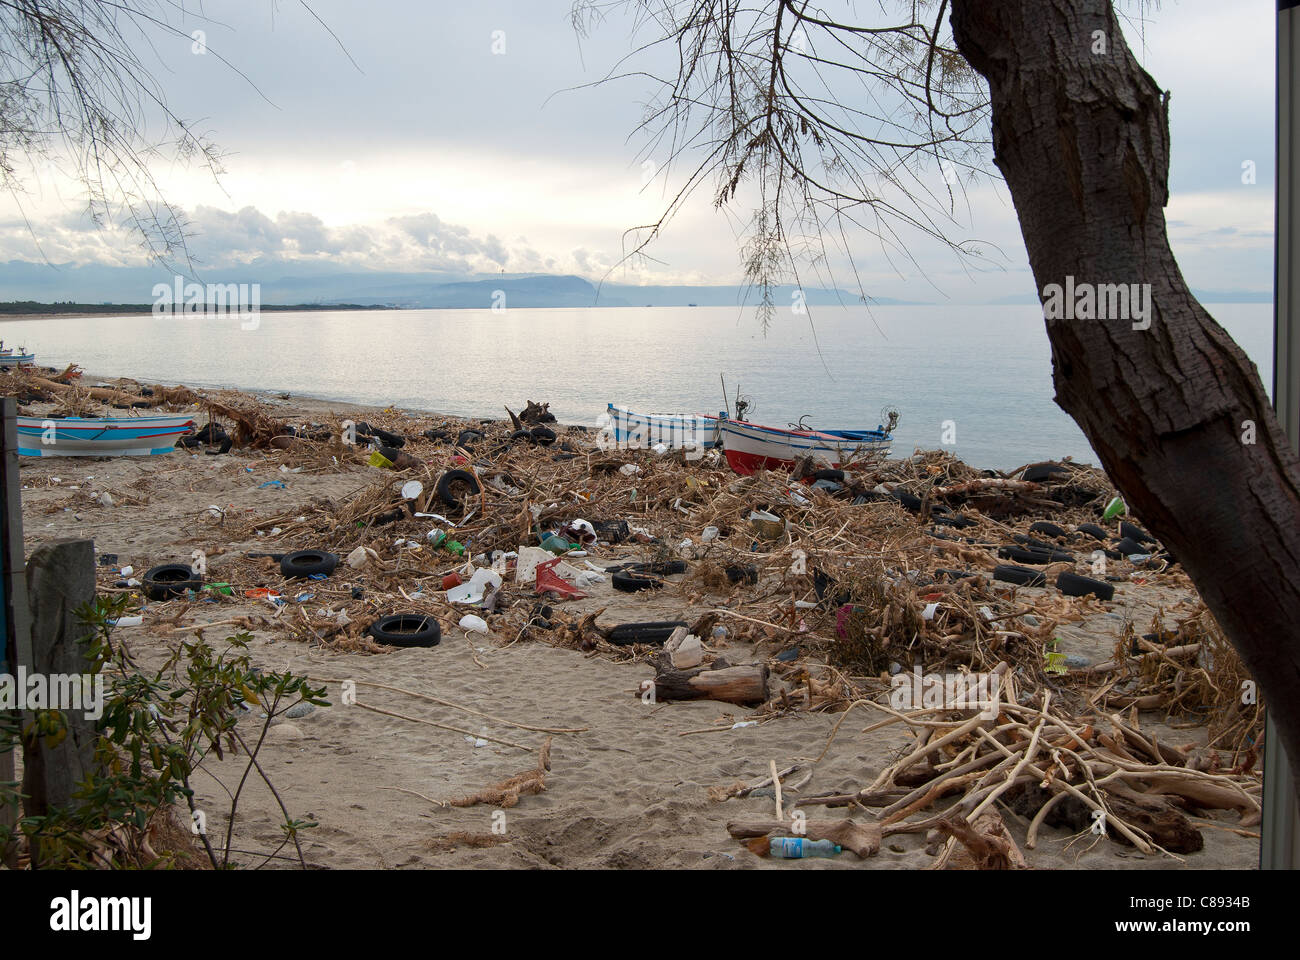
top-left (719, 417), bottom-right (893, 475)
top-left (603, 403), bottom-right (721, 453)
top-left (16, 414), bottom-right (195, 457)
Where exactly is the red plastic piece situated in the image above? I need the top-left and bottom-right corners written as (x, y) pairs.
top-left (535, 558), bottom-right (587, 600)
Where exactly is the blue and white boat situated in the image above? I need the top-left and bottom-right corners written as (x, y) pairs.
top-left (603, 403), bottom-right (721, 454)
top-left (17, 414), bottom-right (195, 457)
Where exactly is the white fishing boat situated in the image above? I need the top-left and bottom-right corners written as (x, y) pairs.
top-left (719, 414), bottom-right (895, 475)
top-left (602, 403), bottom-right (721, 453)
top-left (17, 414), bottom-right (196, 457)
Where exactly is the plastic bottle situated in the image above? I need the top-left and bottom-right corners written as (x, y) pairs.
top-left (769, 837), bottom-right (841, 859)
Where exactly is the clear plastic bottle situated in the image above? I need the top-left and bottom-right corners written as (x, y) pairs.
top-left (769, 837), bottom-right (841, 859)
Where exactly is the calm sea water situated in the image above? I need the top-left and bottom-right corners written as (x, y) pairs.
top-left (1, 303), bottom-right (1274, 470)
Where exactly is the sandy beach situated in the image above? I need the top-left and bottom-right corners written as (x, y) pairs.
top-left (10, 372), bottom-right (1262, 870)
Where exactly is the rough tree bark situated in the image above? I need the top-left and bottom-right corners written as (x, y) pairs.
top-left (950, 0), bottom-right (1300, 801)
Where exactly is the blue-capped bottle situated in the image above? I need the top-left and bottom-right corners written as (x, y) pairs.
top-left (769, 837), bottom-right (841, 859)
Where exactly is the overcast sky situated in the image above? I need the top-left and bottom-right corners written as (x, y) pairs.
top-left (0, 0), bottom-right (1277, 301)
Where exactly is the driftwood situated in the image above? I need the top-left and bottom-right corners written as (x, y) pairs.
top-left (935, 810), bottom-right (1028, 869)
top-left (726, 817), bottom-right (882, 858)
top-left (643, 663), bottom-right (768, 705)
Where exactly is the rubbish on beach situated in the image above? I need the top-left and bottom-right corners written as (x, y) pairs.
top-left (458, 614), bottom-right (489, 635)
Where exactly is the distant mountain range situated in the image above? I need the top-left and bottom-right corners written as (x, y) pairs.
top-left (0, 259), bottom-right (1271, 308)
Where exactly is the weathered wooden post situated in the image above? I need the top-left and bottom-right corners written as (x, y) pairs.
top-left (0, 397), bottom-right (33, 867)
top-left (20, 539), bottom-right (99, 821)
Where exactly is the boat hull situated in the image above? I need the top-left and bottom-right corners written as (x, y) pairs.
top-left (720, 418), bottom-right (891, 475)
top-left (604, 404), bottom-right (720, 455)
top-left (17, 415), bottom-right (195, 457)
top-left (0, 354), bottom-right (36, 366)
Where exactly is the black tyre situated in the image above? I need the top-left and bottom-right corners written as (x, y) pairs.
top-left (508, 429), bottom-right (532, 443)
top-left (1022, 463), bottom-right (1068, 483)
top-left (1120, 521), bottom-right (1154, 544)
top-left (422, 429), bottom-right (450, 443)
top-left (143, 563), bottom-right (203, 601)
top-left (613, 571), bottom-right (663, 592)
top-left (932, 513), bottom-right (976, 529)
top-left (456, 429), bottom-right (483, 448)
top-left (529, 426), bottom-right (557, 445)
top-left (891, 490), bottom-right (922, 512)
top-left (993, 565), bottom-right (1047, 587)
top-left (436, 469), bottom-right (481, 509)
top-left (367, 614), bottom-right (441, 648)
top-left (812, 468), bottom-right (846, 483)
top-left (725, 564), bottom-right (758, 584)
top-left (280, 550), bottom-right (338, 578)
top-left (997, 545), bottom-right (1073, 565)
top-left (371, 427), bottom-right (404, 448)
top-left (1028, 521), bottom-right (1067, 539)
top-left (1114, 537), bottom-right (1148, 556)
top-left (1056, 572), bottom-right (1115, 601)
top-left (1076, 523), bottom-right (1108, 541)
top-left (606, 621), bottom-right (688, 646)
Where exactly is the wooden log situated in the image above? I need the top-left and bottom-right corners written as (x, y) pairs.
top-left (726, 818), bottom-right (882, 858)
top-left (644, 664), bottom-right (768, 706)
top-left (20, 539), bottom-right (100, 820)
top-left (1104, 794), bottom-right (1203, 854)
top-left (935, 810), bottom-right (1028, 869)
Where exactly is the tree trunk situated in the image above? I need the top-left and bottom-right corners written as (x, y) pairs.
top-left (950, 0), bottom-right (1300, 801)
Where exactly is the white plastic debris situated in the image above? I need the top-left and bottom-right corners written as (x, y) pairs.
top-left (400, 480), bottom-right (424, 500)
top-left (921, 602), bottom-right (940, 621)
top-left (618, 463), bottom-right (641, 476)
top-left (731, 721), bottom-right (758, 730)
top-left (120, 565), bottom-right (134, 577)
top-left (447, 568), bottom-right (503, 604)
top-left (701, 526), bottom-right (719, 542)
top-left (459, 614), bottom-right (489, 634)
top-left (346, 545), bottom-right (369, 568)
top-left (110, 615), bottom-right (143, 627)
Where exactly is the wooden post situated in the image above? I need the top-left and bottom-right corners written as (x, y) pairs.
top-left (20, 539), bottom-right (99, 820)
top-left (0, 397), bottom-right (32, 866)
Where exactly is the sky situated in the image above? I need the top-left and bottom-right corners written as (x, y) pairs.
top-left (0, 0), bottom-right (1279, 302)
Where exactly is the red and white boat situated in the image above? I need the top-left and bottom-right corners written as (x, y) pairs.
top-left (720, 414), bottom-right (895, 475)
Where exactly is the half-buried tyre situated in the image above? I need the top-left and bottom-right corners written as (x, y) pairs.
top-left (367, 614), bottom-right (441, 648)
top-left (280, 550), bottom-right (338, 578)
top-left (143, 564), bottom-right (203, 601)
top-left (612, 571), bottom-right (663, 593)
top-left (606, 621), bottom-right (688, 646)
top-left (436, 469), bottom-right (481, 509)
top-left (1056, 572), bottom-right (1115, 601)
top-left (993, 565), bottom-right (1047, 587)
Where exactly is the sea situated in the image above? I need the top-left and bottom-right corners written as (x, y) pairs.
top-left (0, 302), bottom-right (1274, 471)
